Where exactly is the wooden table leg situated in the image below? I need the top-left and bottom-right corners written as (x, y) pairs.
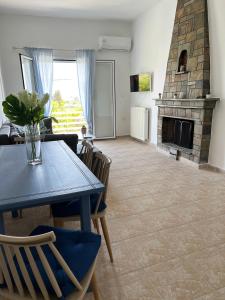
top-left (0, 213), bottom-right (5, 234)
top-left (80, 195), bottom-right (91, 232)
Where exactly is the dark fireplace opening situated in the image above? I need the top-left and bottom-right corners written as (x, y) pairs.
top-left (162, 117), bottom-right (194, 149)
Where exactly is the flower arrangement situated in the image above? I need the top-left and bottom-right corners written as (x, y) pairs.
top-left (2, 90), bottom-right (50, 126)
top-left (2, 90), bottom-right (54, 165)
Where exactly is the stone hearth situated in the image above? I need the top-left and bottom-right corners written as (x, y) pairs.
top-left (155, 98), bottom-right (219, 164)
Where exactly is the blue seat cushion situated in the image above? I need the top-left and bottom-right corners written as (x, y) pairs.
top-left (51, 193), bottom-right (107, 218)
top-left (15, 226), bottom-right (101, 298)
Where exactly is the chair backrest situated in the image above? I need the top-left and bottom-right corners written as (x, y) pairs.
top-left (92, 152), bottom-right (112, 214)
top-left (0, 232), bottom-right (83, 300)
top-left (80, 140), bottom-right (94, 169)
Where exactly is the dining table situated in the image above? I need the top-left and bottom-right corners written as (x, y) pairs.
top-left (0, 140), bottom-right (104, 235)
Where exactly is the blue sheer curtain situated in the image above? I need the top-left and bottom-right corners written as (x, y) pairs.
top-left (26, 48), bottom-right (53, 117)
top-left (76, 50), bottom-right (95, 134)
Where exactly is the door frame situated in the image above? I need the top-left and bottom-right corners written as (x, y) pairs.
top-left (93, 60), bottom-right (116, 139)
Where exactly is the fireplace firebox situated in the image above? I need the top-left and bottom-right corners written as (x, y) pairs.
top-left (162, 117), bottom-right (194, 150)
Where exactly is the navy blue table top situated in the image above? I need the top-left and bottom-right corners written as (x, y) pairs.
top-left (0, 141), bottom-right (104, 213)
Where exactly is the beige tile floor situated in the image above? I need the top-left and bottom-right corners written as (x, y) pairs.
top-left (4, 137), bottom-right (225, 300)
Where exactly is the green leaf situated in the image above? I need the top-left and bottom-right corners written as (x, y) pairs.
top-left (51, 116), bottom-right (58, 123)
top-left (3, 95), bottom-right (31, 126)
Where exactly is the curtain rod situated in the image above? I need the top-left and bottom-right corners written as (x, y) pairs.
top-left (12, 47), bottom-right (97, 52)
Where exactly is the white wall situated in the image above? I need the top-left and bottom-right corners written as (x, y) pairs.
top-left (131, 0), bottom-right (177, 144)
top-left (0, 58), bottom-right (5, 126)
top-left (131, 0), bottom-right (225, 170)
top-left (207, 0), bottom-right (225, 170)
top-left (0, 14), bottom-right (131, 136)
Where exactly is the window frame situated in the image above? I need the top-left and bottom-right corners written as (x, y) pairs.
top-left (19, 54), bottom-right (35, 92)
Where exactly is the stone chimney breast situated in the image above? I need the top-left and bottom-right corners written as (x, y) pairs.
top-left (163, 0), bottom-right (210, 100)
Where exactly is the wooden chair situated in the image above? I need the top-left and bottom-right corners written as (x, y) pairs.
top-left (52, 152), bottom-right (114, 262)
top-left (79, 140), bottom-right (94, 170)
top-left (0, 226), bottom-right (101, 300)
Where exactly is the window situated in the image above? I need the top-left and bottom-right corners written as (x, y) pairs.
top-left (52, 60), bottom-right (86, 134)
top-left (19, 54), bottom-right (116, 138)
top-left (20, 54), bottom-right (35, 92)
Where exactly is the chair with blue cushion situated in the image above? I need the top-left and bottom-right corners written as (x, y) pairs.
top-left (52, 152), bottom-right (113, 263)
top-left (0, 225), bottom-right (101, 300)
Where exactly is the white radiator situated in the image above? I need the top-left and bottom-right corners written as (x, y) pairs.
top-left (130, 106), bottom-right (149, 142)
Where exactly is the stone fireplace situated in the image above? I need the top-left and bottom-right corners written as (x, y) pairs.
top-left (155, 98), bottom-right (218, 163)
top-left (155, 0), bottom-right (219, 164)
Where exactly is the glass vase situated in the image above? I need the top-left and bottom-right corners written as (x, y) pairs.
top-left (24, 124), bottom-right (42, 165)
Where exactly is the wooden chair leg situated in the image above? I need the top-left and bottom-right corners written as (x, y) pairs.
top-left (0, 269), bottom-right (4, 284)
top-left (53, 218), bottom-right (64, 228)
top-left (100, 217), bottom-right (113, 263)
top-left (49, 206), bottom-right (53, 218)
top-left (92, 219), bottom-right (100, 234)
top-left (19, 210), bottom-right (23, 218)
top-left (90, 272), bottom-right (100, 300)
top-left (92, 219), bottom-right (97, 231)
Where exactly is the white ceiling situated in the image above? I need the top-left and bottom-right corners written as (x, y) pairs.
top-left (0, 0), bottom-right (158, 21)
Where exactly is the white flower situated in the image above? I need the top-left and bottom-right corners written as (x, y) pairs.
top-left (39, 93), bottom-right (50, 108)
top-left (30, 92), bottom-right (38, 108)
top-left (17, 90), bottom-right (49, 109)
top-left (18, 90), bottom-right (31, 108)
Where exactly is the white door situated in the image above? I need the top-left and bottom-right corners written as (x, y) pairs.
top-left (93, 61), bottom-right (115, 139)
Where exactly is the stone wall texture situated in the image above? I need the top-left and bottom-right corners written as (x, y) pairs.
top-left (163, 0), bottom-right (210, 99)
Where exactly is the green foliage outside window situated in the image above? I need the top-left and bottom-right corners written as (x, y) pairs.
top-left (51, 96), bottom-right (86, 134)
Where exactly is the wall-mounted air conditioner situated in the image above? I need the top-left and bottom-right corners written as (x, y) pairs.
top-left (98, 36), bottom-right (132, 52)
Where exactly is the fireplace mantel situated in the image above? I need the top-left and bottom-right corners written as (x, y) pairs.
top-left (155, 98), bottom-right (219, 109)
